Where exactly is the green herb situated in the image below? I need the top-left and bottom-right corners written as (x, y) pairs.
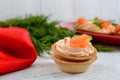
top-left (92, 17), bottom-right (102, 28)
top-left (93, 44), bottom-right (115, 52)
top-left (0, 15), bottom-right (75, 56)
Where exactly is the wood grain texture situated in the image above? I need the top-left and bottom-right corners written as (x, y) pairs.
top-left (0, 0), bottom-right (120, 23)
top-left (1, 51), bottom-right (120, 80)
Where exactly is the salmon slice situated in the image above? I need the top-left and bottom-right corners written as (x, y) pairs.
top-left (70, 34), bottom-right (90, 48)
top-left (77, 18), bottom-right (88, 24)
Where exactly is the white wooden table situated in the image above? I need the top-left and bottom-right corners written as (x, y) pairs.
top-left (1, 51), bottom-right (120, 80)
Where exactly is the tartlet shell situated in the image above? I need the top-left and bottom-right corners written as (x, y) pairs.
top-left (51, 53), bottom-right (97, 73)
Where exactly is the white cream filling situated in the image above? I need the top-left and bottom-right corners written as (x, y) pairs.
top-left (56, 37), bottom-right (94, 56)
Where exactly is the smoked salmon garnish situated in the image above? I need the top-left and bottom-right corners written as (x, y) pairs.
top-left (77, 18), bottom-right (88, 24)
top-left (70, 34), bottom-right (90, 48)
top-left (101, 21), bottom-right (112, 29)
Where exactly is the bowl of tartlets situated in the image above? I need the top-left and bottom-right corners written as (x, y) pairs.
top-left (59, 18), bottom-right (120, 46)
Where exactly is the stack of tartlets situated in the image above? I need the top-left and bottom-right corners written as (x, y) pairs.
top-left (51, 34), bottom-right (97, 73)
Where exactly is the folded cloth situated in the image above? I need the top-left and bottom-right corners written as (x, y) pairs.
top-left (0, 27), bottom-right (37, 74)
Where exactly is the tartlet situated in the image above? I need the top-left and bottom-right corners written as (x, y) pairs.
top-left (51, 53), bottom-right (97, 73)
top-left (51, 34), bottom-right (97, 73)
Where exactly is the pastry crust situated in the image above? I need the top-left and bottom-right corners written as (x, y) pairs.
top-left (51, 53), bottom-right (97, 73)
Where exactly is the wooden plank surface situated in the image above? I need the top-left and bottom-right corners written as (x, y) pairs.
top-left (0, 0), bottom-right (120, 23)
top-left (1, 51), bottom-right (120, 80)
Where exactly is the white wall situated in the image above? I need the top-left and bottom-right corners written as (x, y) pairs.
top-left (0, 0), bottom-right (120, 23)
top-left (0, 0), bottom-right (40, 20)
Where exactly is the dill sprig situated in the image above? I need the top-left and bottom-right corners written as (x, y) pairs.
top-left (93, 44), bottom-right (115, 52)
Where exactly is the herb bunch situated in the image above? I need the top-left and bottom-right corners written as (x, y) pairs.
top-left (0, 15), bottom-right (75, 55)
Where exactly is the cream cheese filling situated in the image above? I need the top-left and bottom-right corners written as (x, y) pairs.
top-left (56, 37), bottom-right (94, 56)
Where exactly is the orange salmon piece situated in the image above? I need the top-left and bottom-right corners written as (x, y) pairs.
top-left (70, 34), bottom-right (90, 48)
top-left (101, 21), bottom-right (112, 29)
top-left (77, 18), bottom-right (87, 24)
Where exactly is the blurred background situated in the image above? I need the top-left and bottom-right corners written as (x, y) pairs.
top-left (0, 0), bottom-right (120, 22)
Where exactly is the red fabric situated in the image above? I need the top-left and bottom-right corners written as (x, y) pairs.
top-left (0, 27), bottom-right (37, 74)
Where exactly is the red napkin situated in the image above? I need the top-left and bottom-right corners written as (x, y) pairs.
top-left (0, 27), bottom-right (37, 74)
